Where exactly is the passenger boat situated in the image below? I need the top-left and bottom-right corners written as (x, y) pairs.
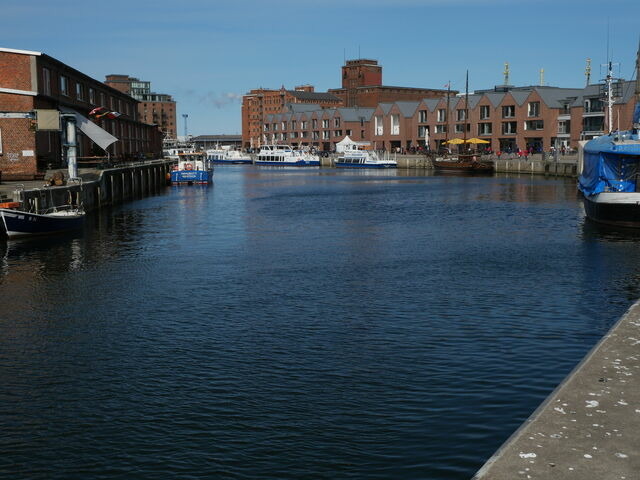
top-left (578, 48), bottom-right (640, 228)
top-left (169, 152), bottom-right (213, 185)
top-left (206, 148), bottom-right (252, 164)
top-left (335, 144), bottom-right (397, 168)
top-left (255, 145), bottom-right (320, 166)
top-left (0, 205), bottom-right (85, 238)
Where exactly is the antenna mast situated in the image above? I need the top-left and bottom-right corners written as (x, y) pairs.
top-left (585, 58), bottom-right (592, 86)
top-left (539, 68), bottom-right (545, 86)
top-left (503, 62), bottom-right (510, 85)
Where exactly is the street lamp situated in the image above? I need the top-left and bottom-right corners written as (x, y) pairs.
top-left (182, 113), bottom-right (188, 138)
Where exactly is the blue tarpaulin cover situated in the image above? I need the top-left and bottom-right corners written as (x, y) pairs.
top-left (578, 133), bottom-right (640, 197)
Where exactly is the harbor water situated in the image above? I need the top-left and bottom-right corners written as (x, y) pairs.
top-left (2, 167), bottom-right (640, 479)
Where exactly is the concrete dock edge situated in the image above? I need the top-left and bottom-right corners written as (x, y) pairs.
top-left (472, 300), bottom-right (640, 479)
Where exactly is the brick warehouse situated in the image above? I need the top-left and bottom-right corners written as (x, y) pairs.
top-left (0, 47), bottom-right (162, 180)
top-left (242, 58), bottom-right (452, 149)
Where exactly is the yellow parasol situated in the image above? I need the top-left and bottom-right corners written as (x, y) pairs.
top-left (444, 138), bottom-right (465, 145)
top-left (465, 138), bottom-right (490, 144)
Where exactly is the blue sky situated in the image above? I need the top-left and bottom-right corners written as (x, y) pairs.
top-left (1, 0), bottom-right (639, 136)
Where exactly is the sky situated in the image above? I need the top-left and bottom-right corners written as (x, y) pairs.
top-left (1, 0), bottom-right (639, 136)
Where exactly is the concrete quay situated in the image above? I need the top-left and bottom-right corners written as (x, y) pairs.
top-left (0, 159), bottom-right (174, 213)
top-left (473, 300), bottom-right (640, 479)
top-left (318, 153), bottom-right (578, 176)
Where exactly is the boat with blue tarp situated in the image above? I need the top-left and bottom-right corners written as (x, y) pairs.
top-left (578, 47), bottom-right (640, 227)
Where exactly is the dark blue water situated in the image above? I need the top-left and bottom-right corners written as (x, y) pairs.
top-left (2, 167), bottom-right (640, 479)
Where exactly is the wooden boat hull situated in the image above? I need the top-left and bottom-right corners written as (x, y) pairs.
top-left (432, 159), bottom-right (494, 173)
top-left (0, 208), bottom-right (85, 238)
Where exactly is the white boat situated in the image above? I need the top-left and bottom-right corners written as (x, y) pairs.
top-left (206, 147), bottom-right (252, 164)
top-left (335, 144), bottom-right (397, 168)
top-left (255, 145), bottom-right (320, 166)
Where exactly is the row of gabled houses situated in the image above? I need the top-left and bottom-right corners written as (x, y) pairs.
top-left (262, 82), bottom-right (638, 153)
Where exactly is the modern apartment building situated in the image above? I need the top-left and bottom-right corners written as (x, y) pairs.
top-left (105, 74), bottom-right (177, 139)
top-left (0, 47), bottom-right (162, 179)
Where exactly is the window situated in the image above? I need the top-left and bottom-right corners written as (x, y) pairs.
top-left (525, 120), bottom-right (544, 130)
top-left (418, 110), bottom-right (427, 122)
top-left (291, 120), bottom-right (296, 130)
top-left (374, 115), bottom-right (383, 135)
top-left (334, 117), bottom-right (341, 128)
top-left (312, 119), bottom-right (317, 128)
top-left (76, 82), bottom-right (84, 101)
top-left (322, 131), bottom-right (330, 139)
top-left (558, 120), bottom-right (570, 134)
top-left (264, 124), bottom-right (269, 131)
top-left (528, 101), bottom-right (540, 117)
top-left (455, 124), bottom-right (464, 133)
top-left (502, 105), bottom-right (515, 118)
top-left (281, 121), bottom-right (286, 130)
top-left (322, 119), bottom-right (329, 129)
top-left (437, 109), bottom-right (447, 122)
top-left (301, 121), bottom-right (308, 129)
top-left (418, 126), bottom-right (428, 137)
top-left (42, 68), bottom-right (51, 95)
top-left (478, 123), bottom-right (492, 135)
top-left (390, 114), bottom-right (400, 135)
top-left (334, 130), bottom-right (342, 137)
top-left (480, 105), bottom-right (490, 119)
top-left (502, 121), bottom-right (517, 134)
top-left (60, 75), bottom-right (68, 96)
top-left (456, 109), bottom-right (467, 121)
top-left (89, 88), bottom-right (95, 104)
top-left (435, 125), bottom-right (447, 134)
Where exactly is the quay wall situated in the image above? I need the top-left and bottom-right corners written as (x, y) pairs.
top-left (318, 154), bottom-right (578, 176)
top-left (9, 160), bottom-right (173, 213)
top-left (473, 299), bottom-right (640, 479)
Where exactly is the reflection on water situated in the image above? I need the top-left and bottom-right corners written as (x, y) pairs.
top-left (1, 167), bottom-right (639, 480)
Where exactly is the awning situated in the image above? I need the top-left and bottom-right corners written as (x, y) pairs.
top-left (60, 107), bottom-right (118, 150)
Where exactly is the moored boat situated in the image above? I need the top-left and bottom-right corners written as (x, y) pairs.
top-left (206, 148), bottom-right (252, 164)
top-left (335, 144), bottom-right (397, 168)
top-left (432, 154), bottom-right (494, 173)
top-left (578, 47), bottom-right (640, 227)
top-left (169, 152), bottom-right (213, 185)
top-left (0, 205), bottom-right (85, 238)
top-left (255, 145), bottom-right (319, 166)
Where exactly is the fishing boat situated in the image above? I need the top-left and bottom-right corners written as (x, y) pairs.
top-left (432, 72), bottom-right (494, 174)
top-left (335, 144), bottom-right (397, 168)
top-left (0, 204), bottom-right (85, 238)
top-left (578, 47), bottom-right (640, 227)
top-left (255, 145), bottom-right (320, 166)
top-left (206, 147), bottom-right (252, 164)
top-left (169, 152), bottom-right (213, 185)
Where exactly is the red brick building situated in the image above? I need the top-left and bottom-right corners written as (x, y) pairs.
top-left (263, 83), bottom-right (638, 153)
top-left (105, 74), bottom-right (177, 139)
top-left (242, 58), bottom-right (453, 149)
top-left (328, 59), bottom-right (451, 108)
top-left (0, 47), bottom-right (162, 179)
top-left (242, 85), bottom-right (342, 149)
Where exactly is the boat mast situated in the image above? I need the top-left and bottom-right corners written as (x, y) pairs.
top-left (606, 61), bottom-right (614, 133)
top-left (464, 70), bottom-right (469, 147)
top-left (635, 39), bottom-right (640, 130)
top-left (445, 81), bottom-right (451, 144)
